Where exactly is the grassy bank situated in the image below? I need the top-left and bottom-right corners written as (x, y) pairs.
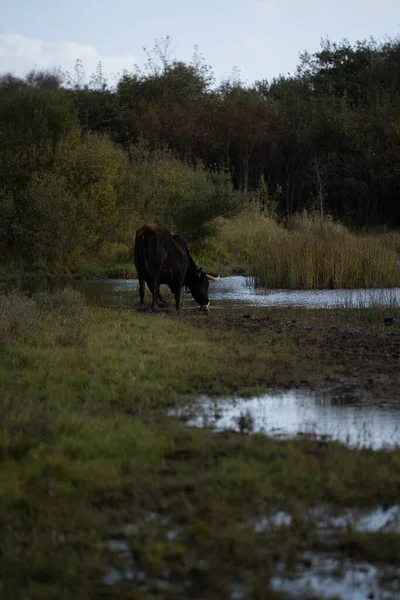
top-left (2, 211), bottom-right (399, 287)
top-left (1, 288), bottom-right (400, 598)
top-left (207, 210), bottom-right (400, 288)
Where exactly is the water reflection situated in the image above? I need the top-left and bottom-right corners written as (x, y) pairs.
top-left (175, 392), bottom-right (400, 449)
top-left (253, 505), bottom-right (400, 535)
top-left (271, 552), bottom-right (400, 600)
top-left (2, 275), bottom-right (399, 310)
top-left (205, 276), bottom-right (400, 310)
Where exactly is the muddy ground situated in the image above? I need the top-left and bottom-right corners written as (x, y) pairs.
top-left (181, 308), bottom-right (400, 404)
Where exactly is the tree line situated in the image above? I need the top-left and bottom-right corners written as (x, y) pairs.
top-left (1, 35), bottom-right (399, 268)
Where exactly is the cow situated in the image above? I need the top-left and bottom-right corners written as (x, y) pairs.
top-left (134, 223), bottom-right (220, 313)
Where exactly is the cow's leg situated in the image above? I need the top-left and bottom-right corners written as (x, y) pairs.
top-left (144, 281), bottom-right (164, 306)
top-left (151, 276), bottom-right (161, 311)
top-left (174, 276), bottom-right (185, 312)
top-left (174, 288), bottom-right (182, 312)
top-left (138, 278), bottom-right (145, 305)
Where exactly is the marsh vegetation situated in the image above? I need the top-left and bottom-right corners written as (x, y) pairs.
top-left (1, 287), bottom-right (399, 598)
top-left (1, 35), bottom-right (400, 281)
top-left (206, 209), bottom-right (400, 288)
top-left (1, 32), bottom-right (400, 599)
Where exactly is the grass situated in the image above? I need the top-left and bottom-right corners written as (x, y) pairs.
top-left (370, 230), bottom-right (400, 254)
top-left (1, 288), bottom-right (400, 598)
top-left (0, 261), bottom-right (136, 283)
top-left (208, 209), bottom-right (400, 289)
top-left (2, 211), bottom-right (399, 288)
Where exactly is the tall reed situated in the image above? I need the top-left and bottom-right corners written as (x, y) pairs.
top-left (215, 210), bottom-right (400, 289)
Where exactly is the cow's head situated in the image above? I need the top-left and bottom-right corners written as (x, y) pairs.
top-left (190, 268), bottom-right (220, 314)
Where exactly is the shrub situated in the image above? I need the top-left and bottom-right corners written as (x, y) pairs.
top-left (120, 145), bottom-right (242, 247)
top-left (17, 172), bottom-right (83, 266)
top-left (0, 290), bottom-right (40, 340)
top-left (0, 119), bottom-right (127, 268)
top-left (33, 287), bottom-right (87, 319)
top-left (211, 206), bottom-right (283, 265)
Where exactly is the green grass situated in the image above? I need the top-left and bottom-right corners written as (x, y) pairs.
top-left (1, 288), bottom-right (400, 598)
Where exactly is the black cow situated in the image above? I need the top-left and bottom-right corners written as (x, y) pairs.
top-left (134, 224), bottom-right (219, 312)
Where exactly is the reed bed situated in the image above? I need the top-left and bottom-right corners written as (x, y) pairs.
top-left (214, 210), bottom-right (400, 289)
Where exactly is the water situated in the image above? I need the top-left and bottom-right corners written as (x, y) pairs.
top-left (3, 275), bottom-right (399, 310)
top-left (173, 391), bottom-right (400, 449)
top-left (104, 508), bottom-right (400, 596)
top-left (3, 275), bottom-right (399, 450)
top-left (253, 505), bottom-right (400, 535)
top-left (271, 553), bottom-right (400, 600)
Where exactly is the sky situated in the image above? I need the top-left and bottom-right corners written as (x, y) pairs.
top-left (1, 0), bottom-right (399, 86)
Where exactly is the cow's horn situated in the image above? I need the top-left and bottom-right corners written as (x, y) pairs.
top-left (206, 273), bottom-right (220, 282)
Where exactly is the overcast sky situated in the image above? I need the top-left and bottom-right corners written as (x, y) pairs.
top-left (1, 0), bottom-right (399, 86)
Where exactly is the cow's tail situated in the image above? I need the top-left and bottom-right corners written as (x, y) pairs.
top-left (134, 228), bottom-right (161, 279)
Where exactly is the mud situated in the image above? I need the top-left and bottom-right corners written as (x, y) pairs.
top-left (183, 310), bottom-right (400, 404)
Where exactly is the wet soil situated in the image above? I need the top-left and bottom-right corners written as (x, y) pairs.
top-left (182, 309), bottom-right (400, 404)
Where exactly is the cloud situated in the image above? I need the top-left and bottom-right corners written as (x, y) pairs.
top-left (0, 33), bottom-right (137, 82)
top-left (252, 0), bottom-right (399, 17)
top-left (252, 1), bottom-right (277, 17)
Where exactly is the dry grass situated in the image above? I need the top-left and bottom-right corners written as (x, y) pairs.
top-left (0, 290), bottom-right (40, 339)
top-left (0, 287), bottom-right (89, 345)
top-left (209, 206), bottom-right (283, 265)
top-left (370, 230), bottom-right (400, 254)
top-left (212, 209), bottom-right (400, 289)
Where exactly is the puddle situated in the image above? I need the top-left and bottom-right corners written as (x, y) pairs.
top-left (4, 275), bottom-right (399, 310)
top-left (326, 505), bottom-right (400, 534)
top-left (104, 514), bottom-right (182, 590)
top-left (271, 552), bottom-right (400, 600)
top-left (105, 510), bottom-right (400, 598)
top-left (253, 505), bottom-right (400, 535)
top-left (253, 511), bottom-right (293, 533)
top-left (104, 540), bottom-right (171, 589)
top-left (174, 392), bottom-right (400, 449)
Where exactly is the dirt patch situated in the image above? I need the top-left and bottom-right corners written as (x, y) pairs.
top-left (182, 309), bottom-right (400, 404)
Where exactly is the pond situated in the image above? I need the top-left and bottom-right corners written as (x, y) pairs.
top-left (4, 275), bottom-right (400, 310)
top-left (172, 391), bottom-right (400, 450)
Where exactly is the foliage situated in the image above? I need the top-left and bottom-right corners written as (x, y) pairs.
top-left (213, 209), bottom-right (400, 288)
top-left (119, 144), bottom-right (242, 247)
top-left (0, 290), bottom-right (41, 339)
top-left (0, 87), bottom-right (127, 267)
top-left (1, 35), bottom-right (400, 273)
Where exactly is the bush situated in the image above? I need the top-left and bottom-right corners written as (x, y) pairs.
top-left (0, 291), bottom-right (40, 340)
top-left (17, 173), bottom-right (83, 266)
top-left (211, 206), bottom-right (283, 265)
top-left (33, 287), bottom-right (87, 319)
top-left (120, 145), bottom-right (242, 248)
top-left (0, 287), bottom-right (88, 344)
top-left (0, 129), bottom-right (128, 269)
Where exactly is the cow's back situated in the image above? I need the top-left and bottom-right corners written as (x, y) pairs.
top-left (134, 224), bottom-right (188, 280)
